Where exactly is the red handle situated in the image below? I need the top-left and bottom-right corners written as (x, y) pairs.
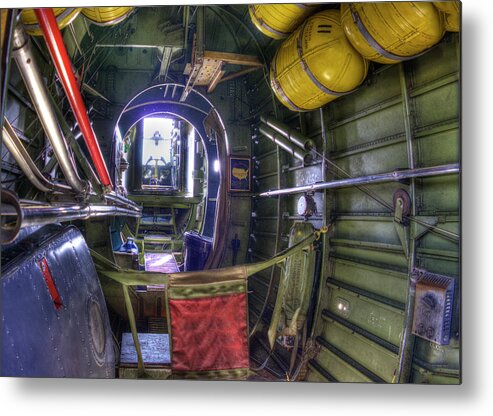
top-left (34, 8), bottom-right (112, 189)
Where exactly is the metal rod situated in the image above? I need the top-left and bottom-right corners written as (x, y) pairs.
top-left (218, 67), bottom-right (260, 85)
top-left (259, 164), bottom-right (460, 197)
top-left (396, 63), bottom-right (418, 383)
top-left (104, 192), bottom-right (142, 213)
top-left (34, 9), bottom-right (112, 189)
top-left (2, 118), bottom-right (72, 194)
top-left (11, 25), bottom-right (88, 195)
top-left (122, 285), bottom-right (145, 377)
top-left (259, 124), bottom-right (312, 164)
top-left (1, 191), bottom-right (141, 244)
top-left (47, 88), bottom-right (103, 195)
top-left (0, 9), bottom-right (16, 134)
top-left (260, 115), bottom-right (315, 151)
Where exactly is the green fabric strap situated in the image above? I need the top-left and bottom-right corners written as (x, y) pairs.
top-left (168, 280), bottom-right (247, 299)
top-left (171, 368), bottom-right (250, 380)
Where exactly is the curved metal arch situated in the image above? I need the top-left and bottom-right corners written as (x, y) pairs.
top-left (113, 84), bottom-right (229, 263)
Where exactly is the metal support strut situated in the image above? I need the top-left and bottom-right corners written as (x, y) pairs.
top-left (34, 8), bottom-right (112, 189)
top-left (259, 164), bottom-right (460, 197)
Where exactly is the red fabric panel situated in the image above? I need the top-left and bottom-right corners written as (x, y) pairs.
top-left (169, 293), bottom-right (248, 371)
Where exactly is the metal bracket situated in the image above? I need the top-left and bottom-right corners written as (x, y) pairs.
top-left (393, 193), bottom-right (410, 259)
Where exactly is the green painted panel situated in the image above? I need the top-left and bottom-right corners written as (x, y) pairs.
top-left (411, 34), bottom-right (459, 86)
top-left (418, 257), bottom-right (460, 278)
top-left (335, 141), bottom-right (409, 177)
top-left (326, 286), bottom-right (405, 347)
top-left (419, 175), bottom-right (460, 212)
top-left (256, 137), bottom-right (277, 155)
top-left (255, 174), bottom-right (278, 193)
top-left (333, 104), bottom-right (405, 152)
top-left (254, 153), bottom-right (277, 176)
top-left (330, 65), bottom-right (401, 120)
top-left (412, 366), bottom-right (460, 385)
top-left (417, 130), bottom-right (460, 167)
top-left (322, 320), bottom-right (398, 383)
top-left (332, 258), bottom-right (408, 304)
top-left (291, 165), bottom-right (322, 188)
top-left (414, 338), bottom-right (460, 370)
top-left (334, 182), bottom-right (406, 214)
top-left (305, 365), bottom-right (330, 383)
top-left (334, 219), bottom-right (402, 246)
top-left (419, 221), bottom-right (460, 252)
top-left (317, 348), bottom-right (372, 383)
top-left (331, 245), bottom-right (408, 271)
top-left (252, 221), bottom-right (277, 235)
top-left (413, 84), bottom-right (459, 128)
top-left (254, 198), bottom-right (278, 214)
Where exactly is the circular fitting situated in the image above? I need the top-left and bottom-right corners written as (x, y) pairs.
top-left (0, 189), bottom-right (23, 245)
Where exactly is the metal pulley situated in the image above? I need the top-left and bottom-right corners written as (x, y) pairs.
top-left (393, 188), bottom-right (412, 225)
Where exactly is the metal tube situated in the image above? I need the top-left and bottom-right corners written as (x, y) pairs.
top-left (34, 9), bottom-right (112, 189)
top-left (122, 285), bottom-right (145, 377)
top-left (11, 25), bottom-right (88, 195)
top-left (2, 119), bottom-right (72, 194)
top-left (260, 115), bottom-right (315, 151)
top-left (259, 124), bottom-right (312, 164)
top-left (104, 192), bottom-right (142, 213)
top-left (1, 9), bottom-right (16, 134)
top-left (259, 164), bottom-right (460, 197)
top-left (0, 191), bottom-right (141, 244)
top-left (396, 63), bottom-right (418, 383)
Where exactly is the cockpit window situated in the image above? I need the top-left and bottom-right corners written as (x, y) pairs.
top-left (142, 116), bottom-right (179, 189)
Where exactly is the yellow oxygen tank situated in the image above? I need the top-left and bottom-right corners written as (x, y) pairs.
top-left (82, 7), bottom-right (134, 26)
top-left (270, 9), bottom-right (368, 112)
top-left (21, 8), bottom-right (82, 36)
top-left (248, 3), bottom-right (319, 40)
top-left (433, 1), bottom-right (460, 32)
top-left (340, 2), bottom-right (445, 65)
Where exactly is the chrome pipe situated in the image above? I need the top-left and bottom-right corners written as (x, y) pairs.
top-left (260, 115), bottom-right (314, 151)
top-left (258, 124), bottom-right (312, 164)
top-left (1, 191), bottom-right (141, 244)
top-left (11, 25), bottom-right (88, 195)
top-left (2, 118), bottom-right (72, 194)
top-left (104, 192), bottom-right (142, 213)
top-left (259, 164), bottom-right (460, 197)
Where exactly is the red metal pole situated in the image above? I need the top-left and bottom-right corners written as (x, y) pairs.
top-left (34, 8), bottom-right (112, 189)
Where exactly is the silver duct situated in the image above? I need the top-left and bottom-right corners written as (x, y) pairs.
top-left (1, 189), bottom-right (141, 244)
top-left (2, 118), bottom-right (72, 194)
top-left (258, 124), bottom-right (313, 164)
top-left (260, 115), bottom-right (315, 151)
top-left (11, 25), bottom-right (88, 195)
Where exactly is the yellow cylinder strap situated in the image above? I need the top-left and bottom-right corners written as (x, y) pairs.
top-left (249, 5), bottom-right (289, 39)
top-left (349, 4), bottom-right (433, 62)
top-left (21, 8), bottom-right (81, 36)
top-left (295, 22), bottom-right (353, 97)
top-left (270, 56), bottom-right (303, 112)
top-left (81, 7), bottom-right (134, 26)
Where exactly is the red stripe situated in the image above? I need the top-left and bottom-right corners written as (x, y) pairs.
top-left (34, 8), bottom-right (112, 188)
top-left (38, 258), bottom-right (63, 310)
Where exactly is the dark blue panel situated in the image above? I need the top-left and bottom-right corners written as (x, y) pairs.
top-left (1, 225), bottom-right (115, 378)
